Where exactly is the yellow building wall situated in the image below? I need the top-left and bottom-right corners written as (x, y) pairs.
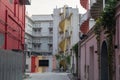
top-left (38, 56), bottom-right (43, 73)
top-left (35, 56), bottom-right (48, 73)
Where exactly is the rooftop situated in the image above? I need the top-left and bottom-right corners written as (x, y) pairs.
top-left (32, 15), bottom-right (53, 21)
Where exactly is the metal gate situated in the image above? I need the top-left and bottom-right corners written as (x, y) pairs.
top-left (0, 49), bottom-right (23, 80)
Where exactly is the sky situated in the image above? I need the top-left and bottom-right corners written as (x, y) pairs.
top-left (26, 0), bottom-right (86, 16)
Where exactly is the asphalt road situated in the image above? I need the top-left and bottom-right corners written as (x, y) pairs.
top-left (25, 72), bottom-right (71, 80)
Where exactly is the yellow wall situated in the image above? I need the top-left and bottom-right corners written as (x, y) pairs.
top-left (37, 56), bottom-right (43, 73)
top-left (36, 56), bottom-right (48, 73)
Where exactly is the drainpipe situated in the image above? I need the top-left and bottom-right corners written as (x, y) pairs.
top-left (78, 40), bottom-right (81, 80)
top-left (5, 10), bottom-right (8, 49)
top-left (78, 30), bottom-right (82, 80)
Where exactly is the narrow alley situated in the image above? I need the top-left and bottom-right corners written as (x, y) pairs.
top-left (24, 72), bottom-right (73, 80)
top-left (1, 0), bottom-right (120, 80)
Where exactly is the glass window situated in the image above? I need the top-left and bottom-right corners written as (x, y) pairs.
top-left (34, 29), bottom-right (37, 32)
top-left (9, 0), bottom-right (13, 4)
top-left (25, 64), bottom-right (28, 69)
top-left (38, 28), bottom-right (41, 32)
top-left (49, 28), bottom-right (53, 34)
top-left (34, 45), bottom-right (36, 48)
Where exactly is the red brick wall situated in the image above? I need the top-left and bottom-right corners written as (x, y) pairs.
top-left (80, 19), bottom-right (89, 34)
top-left (80, 0), bottom-right (89, 10)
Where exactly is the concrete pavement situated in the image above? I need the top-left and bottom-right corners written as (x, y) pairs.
top-left (24, 72), bottom-right (72, 80)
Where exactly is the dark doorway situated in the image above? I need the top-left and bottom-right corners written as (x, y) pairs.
top-left (39, 60), bottom-right (49, 67)
top-left (101, 41), bottom-right (109, 80)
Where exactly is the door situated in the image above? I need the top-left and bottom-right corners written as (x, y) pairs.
top-left (31, 56), bottom-right (36, 72)
top-left (101, 41), bottom-right (109, 80)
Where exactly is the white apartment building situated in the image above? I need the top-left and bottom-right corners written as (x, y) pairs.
top-left (25, 15), bottom-right (53, 72)
top-left (25, 15), bottom-right (33, 72)
top-left (32, 15), bottom-right (53, 72)
top-left (53, 5), bottom-right (79, 72)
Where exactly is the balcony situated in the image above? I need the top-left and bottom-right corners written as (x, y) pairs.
top-left (65, 31), bottom-right (70, 38)
top-left (32, 41), bottom-right (41, 44)
top-left (90, 0), bottom-right (103, 20)
top-left (48, 41), bottom-right (53, 44)
top-left (59, 18), bottom-right (71, 33)
top-left (59, 19), bottom-right (66, 33)
top-left (32, 33), bottom-right (42, 37)
top-left (58, 39), bottom-right (67, 52)
top-left (31, 51), bottom-right (52, 56)
top-left (19, 0), bottom-right (31, 5)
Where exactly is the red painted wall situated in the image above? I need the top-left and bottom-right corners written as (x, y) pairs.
top-left (0, 0), bottom-right (25, 50)
top-left (80, 0), bottom-right (89, 10)
top-left (31, 56), bottom-right (36, 72)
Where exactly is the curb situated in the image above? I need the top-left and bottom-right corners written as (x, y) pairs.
top-left (67, 73), bottom-right (77, 80)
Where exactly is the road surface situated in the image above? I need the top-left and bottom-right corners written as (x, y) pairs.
top-left (25, 72), bottom-right (71, 80)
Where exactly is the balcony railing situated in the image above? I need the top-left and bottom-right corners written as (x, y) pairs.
top-left (32, 33), bottom-right (42, 36)
top-left (31, 51), bottom-right (52, 56)
top-left (65, 31), bottom-right (70, 38)
top-left (32, 41), bottom-right (41, 44)
top-left (90, 0), bottom-right (103, 20)
top-left (58, 39), bottom-right (67, 52)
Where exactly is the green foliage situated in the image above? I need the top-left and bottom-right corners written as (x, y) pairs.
top-left (55, 54), bottom-right (61, 60)
top-left (72, 43), bottom-right (78, 57)
top-left (100, 0), bottom-right (117, 35)
top-left (94, 1), bottom-right (117, 80)
top-left (94, 0), bottom-right (117, 35)
top-left (94, 18), bottom-right (102, 41)
top-left (66, 55), bottom-right (71, 65)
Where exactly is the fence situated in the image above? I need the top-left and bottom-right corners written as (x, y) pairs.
top-left (0, 49), bottom-right (23, 80)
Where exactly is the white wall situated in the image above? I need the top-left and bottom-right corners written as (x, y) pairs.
top-left (25, 15), bottom-right (33, 72)
top-left (53, 9), bottom-right (60, 55)
top-left (25, 15), bottom-right (54, 72)
top-left (71, 9), bottom-right (79, 46)
top-left (26, 56), bottom-right (31, 72)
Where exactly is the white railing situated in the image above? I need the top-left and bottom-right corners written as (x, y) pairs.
top-left (79, 10), bottom-right (90, 26)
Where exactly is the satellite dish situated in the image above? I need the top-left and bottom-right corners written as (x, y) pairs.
top-left (0, 33), bottom-right (4, 47)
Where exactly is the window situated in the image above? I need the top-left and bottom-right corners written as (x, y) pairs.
top-left (49, 38), bottom-right (53, 42)
top-left (26, 64), bottom-right (28, 69)
top-left (39, 60), bottom-right (49, 66)
top-left (34, 44), bottom-right (36, 48)
top-left (9, 0), bottom-right (13, 3)
top-left (49, 22), bottom-right (53, 27)
top-left (38, 44), bottom-right (41, 48)
top-left (34, 29), bottom-right (37, 32)
top-left (49, 28), bottom-right (53, 34)
top-left (49, 44), bottom-right (53, 51)
top-left (38, 28), bottom-right (41, 32)
top-left (27, 52), bottom-right (31, 57)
